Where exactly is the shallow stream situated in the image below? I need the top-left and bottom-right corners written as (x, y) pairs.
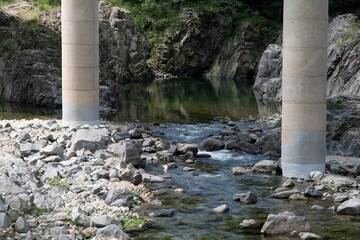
top-left (134, 122), bottom-right (360, 240)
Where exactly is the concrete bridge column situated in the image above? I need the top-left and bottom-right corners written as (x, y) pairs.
top-left (61, 0), bottom-right (99, 126)
top-left (282, 0), bottom-right (328, 178)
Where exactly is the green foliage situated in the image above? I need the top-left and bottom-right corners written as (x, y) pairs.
top-left (122, 216), bottom-right (149, 230)
top-left (336, 20), bottom-right (360, 46)
top-left (0, 0), bottom-right (60, 10)
top-left (5, 38), bottom-right (18, 54)
top-left (36, 207), bottom-right (46, 215)
top-left (48, 174), bottom-right (70, 190)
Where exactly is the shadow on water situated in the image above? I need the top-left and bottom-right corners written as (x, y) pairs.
top-left (107, 77), bottom-right (280, 123)
top-left (0, 103), bottom-right (60, 120)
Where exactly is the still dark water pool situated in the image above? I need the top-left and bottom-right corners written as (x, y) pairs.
top-left (0, 77), bottom-right (279, 123)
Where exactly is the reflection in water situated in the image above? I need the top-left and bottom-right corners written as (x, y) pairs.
top-left (0, 78), bottom-right (280, 123)
top-left (0, 103), bottom-right (61, 120)
top-left (108, 77), bottom-right (272, 123)
top-left (254, 92), bottom-right (282, 119)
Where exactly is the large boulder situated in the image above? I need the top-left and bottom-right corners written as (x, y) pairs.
top-left (94, 224), bottom-right (130, 240)
top-left (337, 199), bottom-right (360, 215)
top-left (261, 211), bottom-right (310, 235)
top-left (200, 138), bottom-right (225, 151)
top-left (70, 129), bottom-right (111, 152)
top-left (255, 128), bottom-right (281, 155)
top-left (105, 188), bottom-right (134, 207)
top-left (252, 160), bottom-right (279, 173)
top-left (108, 140), bottom-right (143, 168)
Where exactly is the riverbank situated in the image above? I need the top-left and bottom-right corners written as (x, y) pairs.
top-left (1, 115), bottom-right (360, 239)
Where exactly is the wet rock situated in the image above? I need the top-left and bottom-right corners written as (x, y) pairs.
top-left (310, 205), bottom-right (324, 211)
top-left (156, 151), bottom-right (174, 162)
top-left (15, 217), bottom-right (30, 233)
top-left (304, 189), bottom-right (323, 198)
top-left (149, 209), bottom-right (175, 217)
top-left (91, 215), bottom-right (121, 228)
top-left (252, 160), bottom-right (279, 173)
top-left (119, 165), bottom-right (142, 185)
top-left (39, 144), bottom-right (64, 156)
top-left (196, 153), bottom-right (211, 158)
top-left (220, 129), bottom-right (237, 136)
top-left (337, 199), bottom-right (360, 215)
top-left (233, 191), bottom-right (257, 204)
top-left (70, 129), bottom-right (111, 152)
top-left (108, 140), bottom-right (143, 168)
top-left (212, 204), bottom-right (229, 213)
top-left (178, 151), bottom-right (196, 161)
top-left (230, 167), bottom-right (247, 175)
top-left (0, 202), bottom-right (6, 212)
top-left (271, 189), bottom-right (300, 199)
top-left (176, 143), bottom-right (198, 155)
top-left (282, 179), bottom-right (295, 187)
top-left (239, 219), bottom-right (263, 229)
top-left (183, 167), bottom-right (196, 171)
top-left (226, 140), bottom-right (256, 153)
top-left (0, 213), bottom-right (11, 228)
top-left (254, 128), bottom-right (281, 156)
top-left (142, 173), bottom-right (165, 183)
top-left (174, 188), bottom-right (184, 193)
top-left (289, 194), bottom-right (308, 201)
top-left (129, 128), bottom-right (143, 139)
top-left (105, 188), bottom-right (134, 207)
top-left (94, 224), bottom-right (130, 240)
top-left (113, 132), bottom-right (131, 142)
top-left (334, 195), bottom-right (349, 203)
top-left (200, 138), bottom-right (225, 151)
top-left (299, 232), bottom-right (321, 240)
top-left (261, 211), bottom-right (310, 235)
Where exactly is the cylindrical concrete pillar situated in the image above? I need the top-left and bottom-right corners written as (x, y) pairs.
top-left (282, 0), bottom-right (328, 178)
top-left (62, 0), bottom-right (99, 126)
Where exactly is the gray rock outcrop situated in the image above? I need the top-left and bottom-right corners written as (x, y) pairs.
top-left (70, 129), bottom-right (111, 152)
top-left (254, 14), bottom-right (360, 103)
top-left (261, 211), bottom-right (310, 235)
top-left (206, 21), bottom-right (267, 80)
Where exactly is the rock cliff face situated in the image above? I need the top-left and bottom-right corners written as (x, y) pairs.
top-left (0, 1), bottom-right (154, 109)
top-left (206, 21), bottom-right (269, 80)
top-left (150, 8), bottom-right (233, 76)
top-left (254, 14), bottom-right (360, 103)
top-left (0, 6), bottom-right (62, 107)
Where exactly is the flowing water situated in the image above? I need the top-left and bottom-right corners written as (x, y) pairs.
top-left (133, 122), bottom-right (360, 240)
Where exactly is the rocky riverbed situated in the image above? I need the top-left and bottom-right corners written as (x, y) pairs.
top-left (1, 115), bottom-right (360, 239)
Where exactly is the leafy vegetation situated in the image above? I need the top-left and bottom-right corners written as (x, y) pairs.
top-left (0, 0), bottom-right (60, 10)
top-left (48, 174), bottom-right (70, 190)
top-left (122, 215), bottom-right (149, 230)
